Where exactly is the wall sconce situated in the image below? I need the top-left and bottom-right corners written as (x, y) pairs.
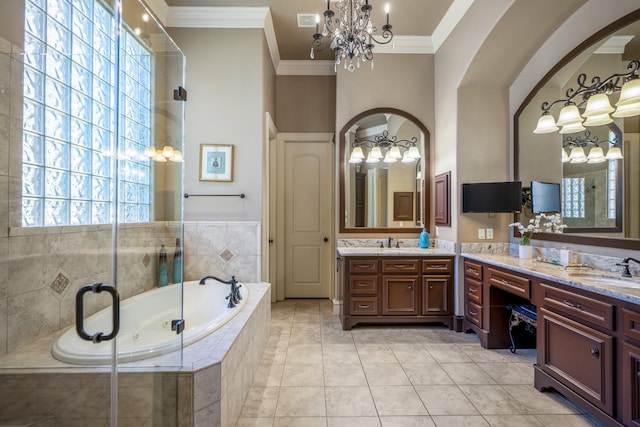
top-left (534, 60), bottom-right (640, 134)
top-left (144, 143), bottom-right (183, 163)
top-left (348, 130), bottom-right (420, 165)
top-left (562, 131), bottom-right (623, 164)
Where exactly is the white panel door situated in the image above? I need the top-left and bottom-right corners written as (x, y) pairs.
top-left (284, 141), bottom-right (332, 298)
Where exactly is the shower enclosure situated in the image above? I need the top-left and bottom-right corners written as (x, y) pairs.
top-left (0, 0), bottom-right (185, 424)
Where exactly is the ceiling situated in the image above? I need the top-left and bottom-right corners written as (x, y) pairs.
top-left (159, 0), bottom-right (458, 62)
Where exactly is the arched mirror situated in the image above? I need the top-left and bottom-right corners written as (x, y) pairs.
top-left (515, 10), bottom-right (640, 249)
top-left (340, 108), bottom-right (430, 233)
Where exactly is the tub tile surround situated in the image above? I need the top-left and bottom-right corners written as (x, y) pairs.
top-left (183, 221), bottom-right (261, 284)
top-left (0, 282), bottom-right (271, 427)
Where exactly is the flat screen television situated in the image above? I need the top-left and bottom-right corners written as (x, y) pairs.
top-left (531, 181), bottom-right (561, 213)
top-left (462, 181), bottom-right (522, 213)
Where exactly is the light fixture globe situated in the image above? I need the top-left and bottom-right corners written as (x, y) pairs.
top-left (612, 101), bottom-right (640, 117)
top-left (351, 146), bottom-right (365, 159)
top-left (587, 146), bottom-right (605, 163)
top-left (556, 104), bottom-right (583, 126)
top-left (582, 93), bottom-right (615, 117)
top-left (616, 77), bottom-right (640, 106)
top-left (401, 151), bottom-right (415, 163)
top-left (383, 151), bottom-right (397, 163)
top-left (559, 121), bottom-right (586, 134)
top-left (533, 113), bottom-right (559, 134)
top-left (349, 151), bottom-right (363, 163)
top-left (605, 146), bottom-right (624, 160)
top-left (388, 146), bottom-right (402, 159)
top-left (407, 145), bottom-right (421, 159)
top-left (370, 146), bottom-right (383, 159)
top-left (583, 112), bottom-right (613, 127)
top-left (561, 148), bottom-right (570, 163)
top-left (365, 152), bottom-right (379, 163)
top-left (569, 146), bottom-right (587, 163)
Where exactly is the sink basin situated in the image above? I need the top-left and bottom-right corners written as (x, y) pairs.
top-left (569, 273), bottom-right (640, 288)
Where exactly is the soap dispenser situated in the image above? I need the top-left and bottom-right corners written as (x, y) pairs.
top-left (158, 244), bottom-right (169, 287)
top-left (419, 228), bottom-right (430, 249)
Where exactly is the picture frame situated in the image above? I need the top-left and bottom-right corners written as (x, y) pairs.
top-left (199, 144), bottom-right (234, 182)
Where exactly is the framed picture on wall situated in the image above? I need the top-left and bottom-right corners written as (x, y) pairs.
top-left (199, 144), bottom-right (234, 182)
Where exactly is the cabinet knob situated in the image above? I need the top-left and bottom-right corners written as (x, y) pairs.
top-left (408, 285), bottom-right (413, 291)
top-left (429, 285), bottom-right (433, 289)
top-left (590, 348), bottom-right (600, 357)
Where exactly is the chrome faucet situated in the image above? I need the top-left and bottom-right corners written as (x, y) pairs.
top-left (199, 275), bottom-right (242, 307)
top-left (388, 237), bottom-right (393, 248)
top-left (616, 257), bottom-right (640, 278)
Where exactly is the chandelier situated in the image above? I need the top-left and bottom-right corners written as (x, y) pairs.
top-left (310, 0), bottom-right (393, 72)
top-left (348, 130), bottom-right (420, 164)
top-left (562, 131), bottom-right (623, 164)
top-left (534, 60), bottom-right (640, 134)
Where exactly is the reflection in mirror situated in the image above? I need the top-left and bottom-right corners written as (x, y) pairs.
top-left (341, 109), bottom-right (429, 233)
top-left (516, 14), bottom-right (640, 247)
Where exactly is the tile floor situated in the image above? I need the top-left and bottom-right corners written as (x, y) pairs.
top-left (236, 299), bottom-right (601, 427)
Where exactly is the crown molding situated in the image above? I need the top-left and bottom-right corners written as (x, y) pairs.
top-left (165, 6), bottom-right (270, 28)
top-left (594, 35), bottom-right (635, 54)
top-left (375, 36), bottom-right (434, 54)
top-left (277, 60), bottom-right (336, 76)
top-left (432, 0), bottom-right (475, 51)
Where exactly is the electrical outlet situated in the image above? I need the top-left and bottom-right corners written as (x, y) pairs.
top-left (478, 228), bottom-right (485, 240)
top-left (486, 228), bottom-right (494, 239)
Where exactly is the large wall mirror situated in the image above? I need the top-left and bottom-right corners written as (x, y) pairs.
top-left (340, 108), bottom-right (430, 233)
top-left (515, 10), bottom-right (640, 249)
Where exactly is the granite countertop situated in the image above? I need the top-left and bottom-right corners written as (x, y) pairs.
top-left (337, 247), bottom-right (455, 257)
top-left (462, 253), bottom-right (640, 305)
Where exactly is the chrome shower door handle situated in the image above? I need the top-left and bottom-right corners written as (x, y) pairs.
top-left (76, 282), bottom-right (120, 343)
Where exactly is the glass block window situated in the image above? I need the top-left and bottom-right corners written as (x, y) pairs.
top-left (607, 160), bottom-right (617, 220)
top-left (562, 177), bottom-right (585, 218)
top-left (22, 0), bottom-right (153, 227)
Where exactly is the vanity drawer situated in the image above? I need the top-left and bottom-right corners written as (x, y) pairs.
top-left (422, 258), bottom-right (452, 274)
top-left (465, 300), bottom-right (482, 327)
top-left (540, 282), bottom-right (614, 331)
top-left (349, 259), bottom-right (379, 273)
top-left (488, 268), bottom-right (530, 298)
top-left (622, 308), bottom-right (640, 343)
top-left (464, 260), bottom-right (483, 280)
top-left (350, 275), bottom-right (379, 295)
top-left (465, 278), bottom-right (483, 305)
top-left (350, 297), bottom-right (379, 315)
top-left (382, 259), bottom-right (420, 274)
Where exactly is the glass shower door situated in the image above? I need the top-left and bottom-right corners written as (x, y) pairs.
top-left (0, 0), bottom-right (185, 425)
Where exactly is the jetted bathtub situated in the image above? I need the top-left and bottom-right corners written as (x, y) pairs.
top-left (52, 279), bottom-right (247, 365)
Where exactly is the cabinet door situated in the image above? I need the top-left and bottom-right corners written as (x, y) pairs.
top-left (434, 171), bottom-right (450, 226)
top-left (622, 341), bottom-right (640, 427)
top-left (422, 275), bottom-right (450, 315)
top-left (382, 275), bottom-right (419, 315)
top-left (538, 308), bottom-right (614, 415)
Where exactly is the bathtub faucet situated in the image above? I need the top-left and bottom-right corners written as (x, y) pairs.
top-left (199, 275), bottom-right (242, 306)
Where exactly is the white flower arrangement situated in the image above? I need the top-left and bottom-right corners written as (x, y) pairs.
top-left (509, 213), bottom-right (567, 246)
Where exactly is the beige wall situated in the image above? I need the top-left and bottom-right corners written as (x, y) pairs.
top-left (276, 75), bottom-right (336, 133)
top-left (335, 53), bottom-right (435, 238)
top-left (167, 27), bottom-right (269, 222)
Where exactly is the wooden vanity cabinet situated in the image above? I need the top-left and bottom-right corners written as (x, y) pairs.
top-left (341, 255), bottom-right (454, 330)
top-left (622, 308), bottom-right (640, 427)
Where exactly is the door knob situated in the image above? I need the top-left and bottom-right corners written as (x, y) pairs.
top-left (590, 348), bottom-right (600, 357)
top-left (324, 237), bottom-right (329, 242)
